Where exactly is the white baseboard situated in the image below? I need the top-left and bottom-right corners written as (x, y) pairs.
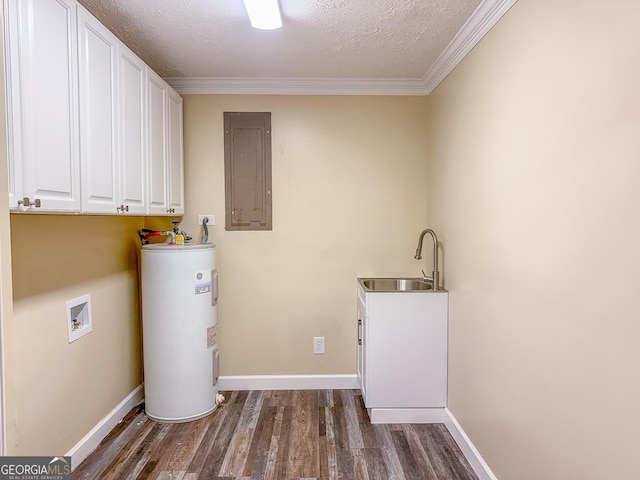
top-left (66, 384), bottom-right (144, 471)
top-left (368, 407), bottom-right (445, 424)
top-left (444, 408), bottom-right (498, 480)
top-left (217, 374), bottom-right (359, 391)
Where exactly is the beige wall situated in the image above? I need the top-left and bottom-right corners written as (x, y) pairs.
top-left (9, 215), bottom-right (144, 455)
top-left (427, 0), bottom-right (640, 478)
top-left (180, 95), bottom-right (429, 375)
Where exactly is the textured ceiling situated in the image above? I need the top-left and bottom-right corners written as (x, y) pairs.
top-left (77, 0), bottom-right (483, 83)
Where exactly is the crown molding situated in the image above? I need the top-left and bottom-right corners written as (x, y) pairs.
top-left (164, 76), bottom-right (428, 96)
top-left (422, 0), bottom-right (518, 94)
top-left (165, 0), bottom-right (518, 96)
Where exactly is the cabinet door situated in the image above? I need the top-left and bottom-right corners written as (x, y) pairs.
top-left (119, 46), bottom-right (147, 214)
top-left (78, 7), bottom-right (119, 214)
top-left (146, 69), bottom-right (168, 215)
top-left (167, 86), bottom-right (184, 215)
top-left (4, 1), bottom-right (22, 210)
top-left (8, 0), bottom-right (80, 211)
top-left (366, 293), bottom-right (448, 409)
top-left (357, 288), bottom-right (367, 402)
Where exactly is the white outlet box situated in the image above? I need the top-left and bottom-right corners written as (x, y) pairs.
top-left (313, 336), bottom-right (325, 354)
top-left (67, 294), bottom-right (92, 343)
top-left (198, 215), bottom-right (215, 226)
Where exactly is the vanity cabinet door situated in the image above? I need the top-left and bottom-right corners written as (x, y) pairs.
top-left (357, 287), bottom-right (368, 402)
top-left (361, 289), bottom-right (448, 409)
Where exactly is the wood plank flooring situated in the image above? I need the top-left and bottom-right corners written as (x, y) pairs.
top-left (74, 389), bottom-right (478, 480)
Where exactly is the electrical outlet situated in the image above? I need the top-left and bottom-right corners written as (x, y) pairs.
top-left (313, 336), bottom-right (325, 355)
top-left (198, 215), bottom-right (215, 226)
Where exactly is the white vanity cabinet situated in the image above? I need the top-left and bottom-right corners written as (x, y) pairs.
top-left (357, 281), bottom-right (448, 423)
top-left (5, 0), bottom-right (81, 212)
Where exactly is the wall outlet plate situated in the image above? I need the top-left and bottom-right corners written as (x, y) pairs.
top-left (313, 336), bottom-right (325, 354)
top-left (198, 215), bottom-right (215, 226)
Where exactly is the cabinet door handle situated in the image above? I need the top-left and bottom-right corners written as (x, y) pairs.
top-left (357, 318), bottom-right (362, 345)
top-left (18, 197), bottom-right (41, 208)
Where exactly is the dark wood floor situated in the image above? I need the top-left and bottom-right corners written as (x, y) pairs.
top-left (74, 389), bottom-right (478, 480)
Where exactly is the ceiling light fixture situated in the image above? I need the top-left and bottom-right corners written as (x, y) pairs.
top-left (243, 0), bottom-right (282, 30)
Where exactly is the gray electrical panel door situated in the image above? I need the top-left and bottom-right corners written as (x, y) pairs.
top-left (223, 112), bottom-right (273, 231)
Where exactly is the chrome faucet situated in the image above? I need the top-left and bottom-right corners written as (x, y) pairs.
top-left (414, 228), bottom-right (440, 290)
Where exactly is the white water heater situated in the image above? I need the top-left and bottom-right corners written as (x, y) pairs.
top-left (141, 243), bottom-right (219, 422)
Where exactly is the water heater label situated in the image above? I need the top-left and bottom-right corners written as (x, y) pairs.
top-left (207, 326), bottom-right (217, 349)
top-left (195, 270), bottom-right (212, 294)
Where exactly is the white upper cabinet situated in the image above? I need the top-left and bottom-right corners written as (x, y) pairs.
top-left (5, 0), bottom-right (81, 212)
top-left (79, 8), bottom-right (149, 215)
top-left (146, 69), bottom-right (168, 215)
top-left (146, 70), bottom-right (184, 216)
top-left (78, 6), bottom-right (119, 214)
top-left (167, 86), bottom-right (184, 215)
top-left (4, 0), bottom-right (184, 216)
top-left (118, 46), bottom-right (147, 215)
